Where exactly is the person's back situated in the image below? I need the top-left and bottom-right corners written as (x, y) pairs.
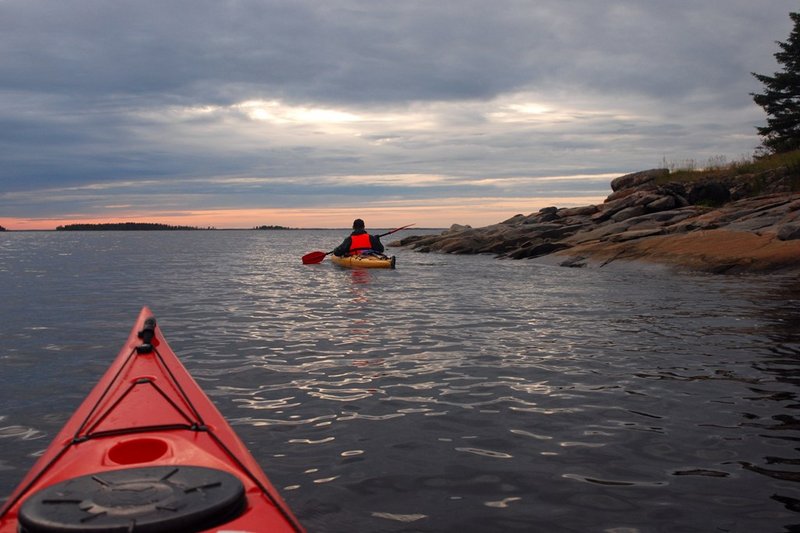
top-left (332, 219), bottom-right (384, 256)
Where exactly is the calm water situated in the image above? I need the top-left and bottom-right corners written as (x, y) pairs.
top-left (1, 230), bottom-right (800, 532)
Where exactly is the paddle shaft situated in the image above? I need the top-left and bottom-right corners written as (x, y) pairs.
top-left (377, 223), bottom-right (415, 238)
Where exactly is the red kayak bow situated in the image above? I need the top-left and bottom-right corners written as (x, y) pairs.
top-left (0, 307), bottom-right (304, 533)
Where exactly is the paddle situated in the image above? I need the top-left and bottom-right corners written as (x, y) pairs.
top-left (302, 223), bottom-right (415, 264)
top-left (301, 250), bottom-right (331, 264)
top-left (377, 223), bottom-right (415, 238)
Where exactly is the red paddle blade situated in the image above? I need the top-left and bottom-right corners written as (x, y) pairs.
top-left (302, 251), bottom-right (327, 264)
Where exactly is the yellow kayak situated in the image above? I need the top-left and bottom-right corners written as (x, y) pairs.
top-left (331, 253), bottom-right (396, 269)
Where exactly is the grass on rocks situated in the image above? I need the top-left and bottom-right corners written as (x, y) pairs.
top-left (658, 149), bottom-right (800, 191)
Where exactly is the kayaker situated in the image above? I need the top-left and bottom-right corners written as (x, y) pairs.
top-left (333, 218), bottom-right (385, 257)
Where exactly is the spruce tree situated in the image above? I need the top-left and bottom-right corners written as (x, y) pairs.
top-left (752, 12), bottom-right (800, 154)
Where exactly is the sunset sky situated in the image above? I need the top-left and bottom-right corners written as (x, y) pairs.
top-left (1, 1), bottom-right (796, 230)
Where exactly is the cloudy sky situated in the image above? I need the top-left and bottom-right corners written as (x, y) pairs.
top-left (0, 1), bottom-right (796, 229)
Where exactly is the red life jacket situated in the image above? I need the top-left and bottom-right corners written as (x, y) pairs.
top-left (349, 233), bottom-right (373, 253)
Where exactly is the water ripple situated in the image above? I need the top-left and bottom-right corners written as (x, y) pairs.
top-left (2, 231), bottom-right (800, 532)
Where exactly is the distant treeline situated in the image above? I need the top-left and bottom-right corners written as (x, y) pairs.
top-left (253, 225), bottom-right (293, 230)
top-left (56, 222), bottom-right (209, 231)
top-left (0, 225), bottom-right (6, 231)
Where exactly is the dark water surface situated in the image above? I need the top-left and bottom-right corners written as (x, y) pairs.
top-left (1, 230), bottom-right (800, 532)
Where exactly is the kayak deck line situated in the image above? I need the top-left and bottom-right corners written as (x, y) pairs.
top-left (0, 308), bottom-right (304, 533)
top-left (330, 253), bottom-right (397, 269)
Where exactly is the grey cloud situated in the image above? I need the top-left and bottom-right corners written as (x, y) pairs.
top-left (0, 0), bottom-right (797, 222)
top-left (5, 0), bottom-right (779, 106)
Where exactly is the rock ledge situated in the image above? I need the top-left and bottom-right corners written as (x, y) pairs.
top-left (392, 168), bottom-right (800, 274)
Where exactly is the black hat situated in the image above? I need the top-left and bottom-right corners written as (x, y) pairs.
top-left (352, 218), bottom-right (365, 229)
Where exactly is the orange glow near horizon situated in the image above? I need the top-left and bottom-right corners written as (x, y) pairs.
top-left (0, 196), bottom-right (608, 231)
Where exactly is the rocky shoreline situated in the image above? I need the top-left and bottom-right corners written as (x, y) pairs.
top-left (391, 167), bottom-right (800, 274)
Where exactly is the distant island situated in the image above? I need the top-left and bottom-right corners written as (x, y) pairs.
top-left (56, 222), bottom-right (209, 231)
top-left (253, 225), bottom-right (293, 230)
top-left (0, 225), bottom-right (6, 231)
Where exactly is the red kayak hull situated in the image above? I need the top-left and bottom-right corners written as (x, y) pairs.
top-left (0, 307), bottom-right (303, 532)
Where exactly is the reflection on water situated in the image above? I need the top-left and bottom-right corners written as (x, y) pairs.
top-left (348, 268), bottom-right (372, 286)
top-left (1, 231), bottom-right (799, 531)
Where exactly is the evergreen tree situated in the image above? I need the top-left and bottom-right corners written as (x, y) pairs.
top-left (752, 12), bottom-right (800, 154)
